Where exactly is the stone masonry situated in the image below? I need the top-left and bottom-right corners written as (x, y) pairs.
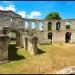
top-left (0, 10), bottom-right (75, 44)
top-left (0, 35), bottom-right (10, 64)
top-left (0, 10), bottom-right (75, 63)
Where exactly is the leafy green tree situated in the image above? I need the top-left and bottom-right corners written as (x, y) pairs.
top-left (45, 12), bottom-right (61, 20)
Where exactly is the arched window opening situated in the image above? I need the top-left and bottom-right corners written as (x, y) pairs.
top-left (25, 21), bottom-right (28, 29)
top-left (8, 31), bottom-right (24, 61)
top-left (39, 22), bottom-right (43, 31)
top-left (65, 32), bottom-right (71, 43)
top-left (48, 32), bottom-right (52, 39)
top-left (32, 22), bottom-right (35, 29)
top-left (48, 32), bottom-right (52, 43)
top-left (48, 22), bottom-right (52, 31)
top-left (65, 21), bottom-right (71, 30)
top-left (8, 31), bottom-right (16, 41)
top-left (56, 22), bottom-right (61, 30)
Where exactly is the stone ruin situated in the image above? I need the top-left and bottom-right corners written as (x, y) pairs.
top-left (0, 28), bottom-right (10, 64)
top-left (0, 10), bottom-right (38, 64)
top-left (0, 10), bottom-right (75, 63)
top-left (26, 34), bottom-right (38, 55)
top-left (22, 31), bottom-right (38, 55)
top-left (0, 27), bottom-right (38, 64)
top-left (0, 35), bottom-right (10, 64)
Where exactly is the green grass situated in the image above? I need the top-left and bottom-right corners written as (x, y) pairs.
top-left (0, 42), bottom-right (75, 74)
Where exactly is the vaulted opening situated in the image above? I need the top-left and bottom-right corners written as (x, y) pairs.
top-left (25, 21), bottom-right (28, 29)
top-left (56, 22), bottom-right (61, 30)
top-left (48, 32), bottom-right (52, 43)
top-left (65, 32), bottom-right (71, 43)
top-left (39, 22), bottom-right (43, 32)
top-left (32, 22), bottom-right (35, 29)
top-left (47, 22), bottom-right (52, 31)
top-left (65, 21), bottom-right (71, 30)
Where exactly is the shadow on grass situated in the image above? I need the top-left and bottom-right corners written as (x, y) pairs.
top-left (37, 48), bottom-right (45, 54)
top-left (8, 44), bottom-right (25, 61)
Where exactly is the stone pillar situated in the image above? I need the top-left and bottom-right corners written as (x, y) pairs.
top-left (70, 20), bottom-right (75, 43)
top-left (28, 21), bottom-right (32, 30)
top-left (20, 31), bottom-right (24, 48)
top-left (52, 20), bottom-right (56, 31)
top-left (0, 35), bottom-right (10, 64)
top-left (43, 21), bottom-right (47, 32)
top-left (16, 32), bottom-right (21, 47)
top-left (71, 20), bottom-right (75, 31)
top-left (23, 19), bottom-right (25, 29)
top-left (42, 21), bottom-right (48, 43)
top-left (35, 21), bottom-right (39, 31)
top-left (22, 32), bottom-right (28, 49)
top-left (71, 31), bottom-right (75, 43)
top-left (28, 36), bottom-right (38, 55)
top-left (61, 20), bottom-right (65, 31)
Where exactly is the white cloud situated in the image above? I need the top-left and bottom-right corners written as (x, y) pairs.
top-left (5, 5), bottom-right (16, 11)
top-left (18, 11), bottom-right (26, 18)
top-left (0, 6), bottom-right (4, 10)
top-left (18, 11), bottom-right (41, 19)
top-left (0, 4), bottom-right (41, 19)
top-left (0, 5), bottom-right (16, 12)
top-left (29, 11), bottom-right (41, 19)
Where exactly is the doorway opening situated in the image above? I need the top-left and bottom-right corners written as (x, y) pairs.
top-left (65, 32), bottom-right (71, 43)
top-left (48, 32), bottom-right (52, 43)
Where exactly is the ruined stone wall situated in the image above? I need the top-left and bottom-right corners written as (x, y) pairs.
top-left (1, 10), bottom-right (75, 45)
top-left (24, 18), bottom-right (75, 44)
top-left (0, 35), bottom-right (10, 64)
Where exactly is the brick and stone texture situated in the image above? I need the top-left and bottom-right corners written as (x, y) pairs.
top-left (0, 10), bottom-right (75, 63)
top-left (23, 33), bottom-right (38, 55)
top-left (27, 35), bottom-right (38, 55)
top-left (0, 35), bottom-right (10, 64)
top-left (1, 10), bottom-right (75, 45)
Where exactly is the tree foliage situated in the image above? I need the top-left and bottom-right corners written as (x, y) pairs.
top-left (45, 12), bottom-right (61, 20)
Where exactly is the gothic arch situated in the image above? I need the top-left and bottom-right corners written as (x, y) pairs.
top-left (65, 21), bottom-right (71, 30)
top-left (32, 22), bottom-right (35, 29)
top-left (25, 21), bottom-right (28, 29)
top-left (48, 32), bottom-right (52, 43)
top-left (56, 22), bottom-right (61, 30)
top-left (65, 32), bottom-right (71, 43)
top-left (47, 22), bottom-right (52, 31)
top-left (39, 22), bottom-right (43, 31)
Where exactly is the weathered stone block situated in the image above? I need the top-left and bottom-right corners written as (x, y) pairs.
top-left (0, 35), bottom-right (10, 64)
top-left (28, 36), bottom-right (38, 55)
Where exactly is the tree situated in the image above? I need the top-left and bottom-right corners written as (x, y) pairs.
top-left (45, 12), bottom-right (61, 20)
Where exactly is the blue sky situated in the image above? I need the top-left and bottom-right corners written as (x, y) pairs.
top-left (0, 1), bottom-right (75, 20)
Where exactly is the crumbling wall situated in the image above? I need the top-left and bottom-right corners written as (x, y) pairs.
top-left (0, 35), bottom-right (10, 64)
top-left (28, 36), bottom-right (38, 55)
top-left (23, 33), bottom-right (38, 55)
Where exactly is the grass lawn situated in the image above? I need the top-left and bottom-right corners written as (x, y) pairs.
top-left (0, 42), bottom-right (75, 74)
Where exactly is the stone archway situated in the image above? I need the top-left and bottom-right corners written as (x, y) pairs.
top-left (2, 27), bottom-right (24, 47)
top-left (8, 31), bottom-right (21, 47)
top-left (56, 22), bottom-right (61, 30)
top-left (47, 22), bottom-right (52, 31)
top-left (65, 32), bottom-right (71, 43)
top-left (48, 32), bottom-right (52, 43)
